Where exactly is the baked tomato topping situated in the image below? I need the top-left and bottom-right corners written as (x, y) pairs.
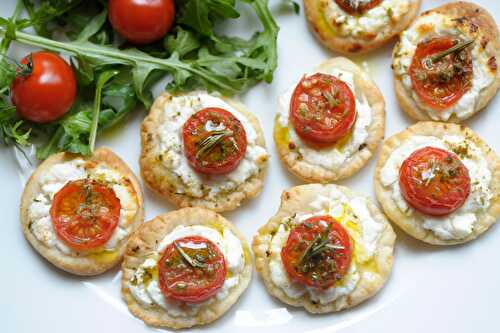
top-left (158, 236), bottom-right (227, 303)
top-left (334, 0), bottom-right (383, 15)
top-left (289, 73), bottom-right (356, 145)
top-left (281, 215), bottom-right (352, 289)
top-left (399, 146), bottom-right (471, 216)
top-left (409, 36), bottom-right (473, 111)
top-left (50, 179), bottom-right (121, 251)
top-left (183, 107), bottom-right (247, 175)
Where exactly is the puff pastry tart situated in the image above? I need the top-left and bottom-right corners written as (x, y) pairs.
top-left (20, 148), bottom-right (144, 275)
top-left (140, 91), bottom-right (268, 212)
top-left (275, 57), bottom-right (385, 183)
top-left (121, 208), bottom-right (252, 329)
top-left (375, 122), bottom-right (500, 245)
top-left (392, 1), bottom-right (500, 122)
top-left (304, 0), bottom-right (421, 54)
top-left (253, 184), bottom-right (395, 313)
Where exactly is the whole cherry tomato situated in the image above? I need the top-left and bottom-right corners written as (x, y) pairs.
top-left (108, 0), bottom-right (176, 44)
top-left (11, 51), bottom-right (77, 123)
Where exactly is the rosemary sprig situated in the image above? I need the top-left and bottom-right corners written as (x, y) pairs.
top-left (425, 39), bottom-right (475, 68)
top-left (298, 223), bottom-right (333, 267)
top-left (174, 241), bottom-right (207, 269)
top-left (195, 130), bottom-right (233, 159)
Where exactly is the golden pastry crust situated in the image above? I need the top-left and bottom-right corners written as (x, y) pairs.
top-left (140, 92), bottom-right (268, 212)
top-left (20, 148), bottom-right (144, 276)
top-left (393, 1), bottom-right (500, 122)
top-left (252, 184), bottom-right (396, 313)
top-left (304, 0), bottom-right (421, 54)
top-left (121, 207), bottom-right (253, 329)
top-left (274, 57), bottom-right (385, 183)
top-left (374, 122), bottom-right (500, 245)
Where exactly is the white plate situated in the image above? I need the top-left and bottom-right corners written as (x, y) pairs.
top-left (2, 1), bottom-right (499, 332)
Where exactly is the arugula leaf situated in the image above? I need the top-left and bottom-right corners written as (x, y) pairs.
top-left (21, 0), bottom-right (84, 37)
top-left (0, 97), bottom-right (31, 147)
top-left (89, 69), bottom-right (119, 152)
top-left (284, 0), bottom-right (300, 14)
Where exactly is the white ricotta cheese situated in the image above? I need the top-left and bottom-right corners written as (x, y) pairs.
top-left (28, 159), bottom-right (138, 254)
top-left (394, 12), bottom-right (496, 121)
top-left (157, 92), bottom-right (268, 199)
top-left (278, 68), bottom-right (372, 169)
top-left (380, 135), bottom-right (492, 240)
top-left (268, 188), bottom-right (384, 303)
top-left (128, 225), bottom-right (245, 317)
top-left (322, 0), bottom-right (411, 40)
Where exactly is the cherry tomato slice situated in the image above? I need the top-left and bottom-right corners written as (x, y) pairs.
top-left (335, 0), bottom-right (383, 15)
top-left (281, 215), bottom-right (352, 289)
top-left (290, 73), bottom-right (357, 145)
top-left (409, 36), bottom-right (473, 110)
top-left (182, 107), bottom-right (247, 175)
top-left (108, 0), bottom-right (176, 44)
top-left (158, 236), bottom-right (227, 303)
top-left (11, 51), bottom-right (77, 123)
top-left (399, 147), bottom-right (471, 216)
top-left (50, 179), bottom-right (121, 251)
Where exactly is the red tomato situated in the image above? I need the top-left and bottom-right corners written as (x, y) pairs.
top-left (399, 147), bottom-right (471, 216)
top-left (11, 51), bottom-right (77, 123)
top-left (289, 73), bottom-right (357, 145)
top-left (182, 107), bottom-right (247, 175)
top-left (50, 179), bottom-right (121, 251)
top-left (158, 236), bottom-right (227, 303)
top-left (108, 0), bottom-right (175, 44)
top-left (334, 0), bottom-right (383, 15)
top-left (281, 216), bottom-right (352, 289)
top-left (409, 36), bottom-right (473, 110)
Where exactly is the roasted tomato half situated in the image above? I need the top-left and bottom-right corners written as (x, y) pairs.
top-left (158, 236), bottom-right (227, 303)
top-left (183, 107), bottom-right (247, 175)
top-left (50, 179), bottom-right (121, 251)
top-left (399, 146), bottom-right (471, 216)
top-left (409, 36), bottom-right (473, 111)
top-left (289, 73), bottom-right (357, 145)
top-left (334, 0), bottom-right (383, 15)
top-left (281, 215), bottom-right (352, 289)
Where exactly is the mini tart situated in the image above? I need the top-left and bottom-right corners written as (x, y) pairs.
top-left (392, 2), bottom-right (500, 122)
top-left (20, 148), bottom-right (144, 275)
top-left (140, 91), bottom-right (268, 212)
top-left (304, 0), bottom-right (421, 54)
top-left (374, 122), bottom-right (500, 245)
top-left (253, 184), bottom-right (396, 313)
top-left (121, 207), bottom-right (252, 329)
top-left (275, 57), bottom-right (385, 183)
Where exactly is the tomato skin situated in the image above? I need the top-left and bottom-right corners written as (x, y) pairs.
top-left (334, 0), bottom-right (383, 15)
top-left (158, 236), bottom-right (227, 303)
top-left (281, 216), bottom-right (352, 289)
top-left (11, 52), bottom-right (77, 123)
top-left (399, 147), bottom-right (471, 216)
top-left (108, 0), bottom-right (175, 44)
top-left (289, 73), bottom-right (357, 145)
top-left (409, 36), bottom-right (473, 111)
top-left (183, 107), bottom-right (247, 175)
top-left (50, 179), bottom-right (121, 251)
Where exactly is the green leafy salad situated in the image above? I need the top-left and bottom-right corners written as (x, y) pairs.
top-left (0, 0), bottom-right (292, 159)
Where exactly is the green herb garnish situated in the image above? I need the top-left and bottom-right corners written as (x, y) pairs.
top-left (196, 130), bottom-right (234, 160)
top-left (425, 39), bottom-right (475, 68)
top-left (174, 241), bottom-right (207, 269)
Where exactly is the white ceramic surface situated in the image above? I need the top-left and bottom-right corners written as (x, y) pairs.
top-left (2, 1), bottom-right (499, 332)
